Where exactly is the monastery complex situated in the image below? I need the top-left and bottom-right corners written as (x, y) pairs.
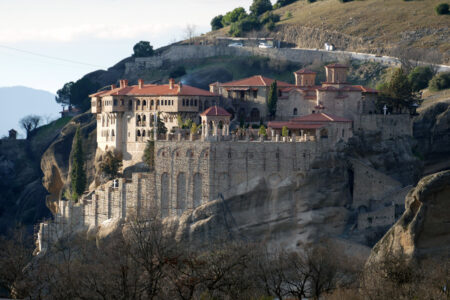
top-left (37, 64), bottom-right (414, 252)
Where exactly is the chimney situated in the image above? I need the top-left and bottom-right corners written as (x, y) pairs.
top-left (119, 80), bottom-right (123, 88)
top-left (178, 81), bottom-right (182, 92)
top-left (123, 79), bottom-right (128, 87)
top-left (169, 78), bottom-right (175, 89)
top-left (110, 84), bottom-right (116, 90)
top-left (138, 79), bottom-right (144, 89)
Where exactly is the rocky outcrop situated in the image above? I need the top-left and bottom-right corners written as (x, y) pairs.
top-left (41, 113), bottom-right (97, 210)
top-left (367, 170), bottom-right (450, 265)
top-left (414, 98), bottom-right (450, 175)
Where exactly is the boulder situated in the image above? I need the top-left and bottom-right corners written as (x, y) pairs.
top-left (367, 170), bottom-right (450, 265)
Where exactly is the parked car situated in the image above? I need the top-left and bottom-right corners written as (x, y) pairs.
top-left (228, 42), bottom-right (243, 47)
top-left (258, 42), bottom-right (273, 48)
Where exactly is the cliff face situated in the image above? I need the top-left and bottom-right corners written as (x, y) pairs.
top-left (41, 113), bottom-right (97, 211)
top-left (367, 170), bottom-right (450, 264)
top-left (414, 98), bottom-right (450, 175)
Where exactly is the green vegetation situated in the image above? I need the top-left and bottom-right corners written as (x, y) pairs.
top-left (408, 66), bottom-right (434, 92)
top-left (435, 3), bottom-right (449, 14)
top-left (267, 80), bottom-right (278, 118)
top-left (32, 116), bottom-right (72, 141)
top-left (133, 41), bottom-right (154, 57)
top-left (275, 0), bottom-right (298, 8)
top-left (429, 72), bottom-right (450, 91)
top-left (143, 140), bottom-right (155, 169)
top-left (190, 123), bottom-right (198, 135)
top-left (282, 126), bottom-right (289, 137)
top-left (157, 113), bottom-right (168, 135)
top-left (250, 0), bottom-right (273, 16)
top-left (377, 68), bottom-right (420, 113)
top-left (221, 7), bottom-right (248, 26)
top-left (211, 15), bottom-right (224, 30)
top-left (70, 127), bottom-right (86, 201)
top-left (258, 125), bottom-right (267, 136)
top-left (100, 151), bottom-right (122, 179)
top-left (55, 81), bottom-right (74, 106)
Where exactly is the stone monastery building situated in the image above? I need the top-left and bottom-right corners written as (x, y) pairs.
top-left (34, 63), bottom-right (414, 254)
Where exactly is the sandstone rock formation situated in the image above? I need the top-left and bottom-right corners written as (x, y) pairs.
top-left (414, 98), bottom-right (450, 175)
top-left (41, 113), bottom-right (97, 211)
top-left (367, 170), bottom-right (450, 265)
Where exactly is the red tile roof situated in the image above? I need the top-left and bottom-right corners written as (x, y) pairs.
top-left (218, 75), bottom-right (293, 88)
top-left (200, 106), bottom-right (232, 117)
top-left (291, 113), bottom-right (352, 123)
top-left (90, 82), bottom-right (215, 97)
top-left (294, 69), bottom-right (316, 74)
top-left (268, 113), bottom-right (351, 130)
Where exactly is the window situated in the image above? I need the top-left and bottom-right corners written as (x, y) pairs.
top-left (165, 100), bottom-right (168, 106)
top-left (194, 99), bottom-right (197, 106)
top-left (171, 100), bottom-right (174, 105)
top-left (182, 99), bottom-right (185, 106)
top-left (190, 99), bottom-right (193, 106)
top-left (136, 100), bottom-right (141, 109)
top-left (293, 108), bottom-right (298, 115)
top-left (253, 89), bottom-right (257, 98)
top-left (143, 100), bottom-right (147, 107)
top-left (142, 130), bottom-right (146, 137)
top-left (128, 100), bottom-right (132, 108)
top-left (156, 100), bottom-right (159, 106)
top-left (113, 99), bottom-right (117, 106)
top-left (120, 99), bottom-right (124, 106)
top-left (137, 130), bottom-right (141, 136)
top-left (150, 100), bottom-right (154, 107)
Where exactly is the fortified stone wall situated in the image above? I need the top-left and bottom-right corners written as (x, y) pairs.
top-left (354, 114), bottom-right (412, 139)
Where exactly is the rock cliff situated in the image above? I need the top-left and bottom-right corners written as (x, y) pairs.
top-left (41, 113), bottom-right (97, 211)
top-left (367, 170), bottom-right (450, 264)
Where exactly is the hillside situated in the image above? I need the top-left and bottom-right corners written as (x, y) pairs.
top-left (209, 0), bottom-right (450, 63)
top-left (0, 86), bottom-right (60, 137)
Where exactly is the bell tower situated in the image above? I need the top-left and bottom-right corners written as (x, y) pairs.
top-left (325, 64), bottom-right (348, 84)
top-left (294, 69), bottom-right (317, 87)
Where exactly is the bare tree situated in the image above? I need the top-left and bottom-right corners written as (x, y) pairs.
top-left (184, 24), bottom-right (197, 45)
top-left (20, 114), bottom-right (41, 139)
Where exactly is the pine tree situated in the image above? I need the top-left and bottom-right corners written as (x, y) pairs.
top-left (267, 80), bottom-right (278, 119)
top-left (143, 140), bottom-right (155, 170)
top-left (70, 127), bottom-right (86, 201)
top-left (157, 113), bottom-right (168, 135)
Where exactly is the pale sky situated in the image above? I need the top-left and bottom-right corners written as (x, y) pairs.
top-left (0, 0), bottom-right (258, 93)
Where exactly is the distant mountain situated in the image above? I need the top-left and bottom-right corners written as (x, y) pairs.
top-left (0, 86), bottom-right (60, 138)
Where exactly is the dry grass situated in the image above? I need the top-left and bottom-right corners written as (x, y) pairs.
top-left (275, 0), bottom-right (449, 51)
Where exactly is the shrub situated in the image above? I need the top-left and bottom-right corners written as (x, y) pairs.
top-left (265, 20), bottom-right (276, 31)
top-left (143, 140), bottom-right (155, 169)
top-left (275, 0), bottom-right (298, 7)
top-left (408, 66), bottom-right (433, 92)
top-left (222, 7), bottom-right (247, 26)
top-left (100, 151), bottom-right (123, 179)
top-left (190, 123), bottom-right (198, 135)
top-left (282, 126), bottom-right (289, 137)
top-left (211, 15), bottom-right (224, 30)
top-left (258, 125), bottom-right (267, 136)
top-left (250, 0), bottom-right (273, 16)
top-left (260, 11), bottom-right (280, 24)
top-left (229, 16), bottom-right (261, 36)
top-left (284, 11), bottom-right (293, 19)
top-left (429, 72), bottom-right (450, 91)
top-left (435, 3), bottom-right (449, 15)
top-left (133, 41), bottom-right (154, 57)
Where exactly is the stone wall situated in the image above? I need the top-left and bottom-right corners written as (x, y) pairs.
top-left (354, 114), bottom-right (413, 139)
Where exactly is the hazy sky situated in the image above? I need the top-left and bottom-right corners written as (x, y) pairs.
top-left (0, 0), bottom-right (258, 93)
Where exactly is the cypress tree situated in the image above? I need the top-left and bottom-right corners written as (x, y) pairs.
top-left (267, 80), bottom-right (278, 119)
top-left (71, 127), bottom-right (86, 201)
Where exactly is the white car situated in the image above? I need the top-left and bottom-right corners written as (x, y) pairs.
top-left (228, 42), bottom-right (243, 47)
top-left (258, 42), bottom-right (273, 48)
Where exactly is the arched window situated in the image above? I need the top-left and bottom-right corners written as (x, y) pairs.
top-left (177, 173), bottom-right (186, 215)
top-left (156, 100), bottom-right (159, 106)
top-left (142, 130), bottom-right (146, 137)
top-left (161, 173), bottom-right (169, 218)
top-left (143, 114), bottom-right (146, 121)
top-left (111, 129), bottom-right (115, 136)
top-left (165, 100), bottom-right (168, 106)
top-left (143, 100), bottom-right (147, 107)
top-left (136, 100), bottom-right (141, 109)
top-left (136, 130), bottom-right (141, 136)
top-left (250, 108), bottom-right (260, 122)
top-left (150, 100), bottom-right (154, 107)
top-left (293, 108), bottom-right (298, 115)
top-left (193, 173), bottom-right (202, 207)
